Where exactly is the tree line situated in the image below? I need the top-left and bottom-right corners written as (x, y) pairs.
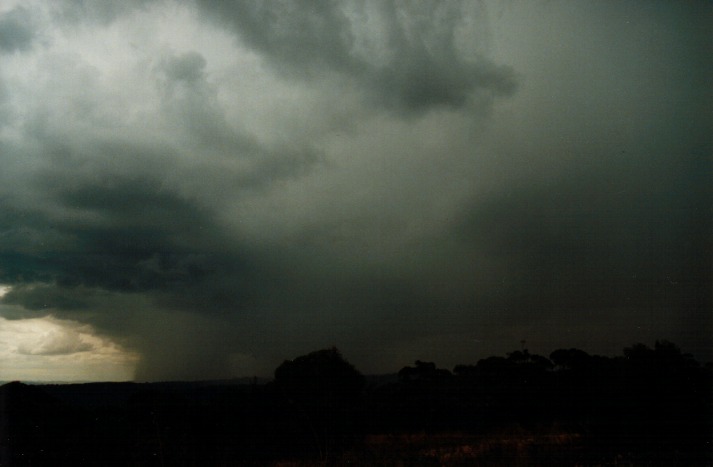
top-left (1, 341), bottom-right (711, 465)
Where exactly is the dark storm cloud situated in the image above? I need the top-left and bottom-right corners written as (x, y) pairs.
top-left (0, 37), bottom-right (319, 346)
top-left (458, 161), bottom-right (711, 312)
top-left (450, 123), bottom-right (713, 358)
top-left (195, 0), bottom-right (516, 114)
top-left (153, 49), bottom-right (323, 188)
top-left (197, 0), bottom-right (356, 74)
top-left (162, 51), bottom-right (207, 84)
top-left (2, 283), bottom-right (90, 312)
top-left (52, 0), bottom-right (154, 25)
top-left (0, 176), bottom-right (260, 310)
top-left (49, 0), bottom-right (518, 115)
top-left (0, 6), bottom-right (35, 53)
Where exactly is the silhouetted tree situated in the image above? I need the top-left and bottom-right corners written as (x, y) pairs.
top-left (274, 347), bottom-right (365, 404)
top-left (273, 347), bottom-right (365, 460)
top-left (549, 348), bottom-right (591, 370)
top-left (623, 342), bottom-right (655, 361)
top-left (398, 360), bottom-right (451, 383)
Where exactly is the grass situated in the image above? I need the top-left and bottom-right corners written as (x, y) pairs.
top-left (268, 426), bottom-right (593, 466)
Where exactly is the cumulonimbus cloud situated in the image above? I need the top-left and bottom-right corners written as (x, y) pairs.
top-left (0, 0), bottom-right (710, 380)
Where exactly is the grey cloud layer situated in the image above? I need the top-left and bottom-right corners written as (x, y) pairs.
top-left (17, 324), bottom-right (94, 356)
top-left (0, 7), bottom-right (35, 53)
top-left (196, 0), bottom-right (516, 114)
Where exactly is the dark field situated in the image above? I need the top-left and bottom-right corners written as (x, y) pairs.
top-left (1, 342), bottom-right (711, 466)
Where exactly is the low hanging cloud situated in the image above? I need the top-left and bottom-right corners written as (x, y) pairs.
top-left (0, 315), bottom-right (137, 381)
top-left (195, 0), bottom-right (517, 114)
top-left (0, 6), bottom-right (35, 53)
top-left (17, 325), bottom-right (94, 356)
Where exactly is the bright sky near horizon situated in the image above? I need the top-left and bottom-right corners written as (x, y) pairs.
top-left (0, 0), bottom-right (710, 382)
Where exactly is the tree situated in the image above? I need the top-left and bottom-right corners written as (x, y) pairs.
top-left (398, 360), bottom-right (451, 383)
top-left (549, 348), bottom-right (591, 370)
top-left (273, 347), bottom-right (365, 460)
top-left (274, 347), bottom-right (365, 404)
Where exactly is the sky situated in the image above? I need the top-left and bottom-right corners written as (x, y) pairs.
top-left (0, 0), bottom-right (710, 382)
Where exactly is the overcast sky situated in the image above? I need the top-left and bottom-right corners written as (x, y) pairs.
top-left (0, 0), bottom-right (710, 381)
